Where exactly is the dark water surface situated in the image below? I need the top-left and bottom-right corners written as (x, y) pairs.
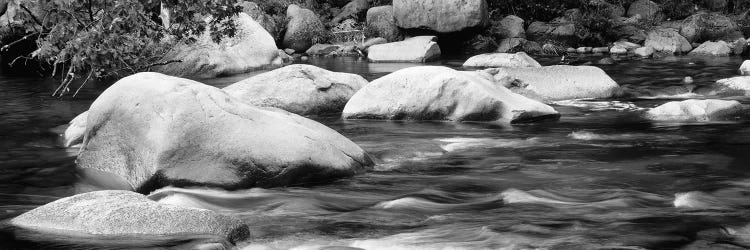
top-left (3, 56), bottom-right (750, 249)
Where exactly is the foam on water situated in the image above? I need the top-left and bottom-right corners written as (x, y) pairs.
top-left (436, 137), bottom-right (543, 152)
top-left (551, 100), bottom-right (642, 111)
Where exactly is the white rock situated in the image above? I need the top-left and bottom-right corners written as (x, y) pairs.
top-left (646, 99), bottom-right (744, 121)
top-left (462, 52), bottom-right (542, 68)
top-left (367, 36), bottom-right (441, 62)
top-left (342, 66), bottom-right (559, 123)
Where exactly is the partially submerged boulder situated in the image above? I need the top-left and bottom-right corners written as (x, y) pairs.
top-left (712, 76), bottom-right (750, 96)
top-left (689, 41), bottom-right (732, 56)
top-left (365, 5), bottom-right (404, 42)
top-left (462, 52), bottom-right (542, 68)
top-left (156, 13), bottom-right (282, 78)
top-left (63, 111), bottom-right (88, 147)
top-left (392, 0), bottom-right (489, 33)
top-left (342, 66), bottom-right (559, 123)
top-left (223, 64), bottom-right (368, 115)
top-left (283, 4), bottom-right (329, 52)
top-left (10, 190), bottom-right (249, 244)
top-left (644, 28), bottom-right (692, 54)
top-left (367, 36), bottom-right (441, 62)
top-left (646, 99), bottom-right (744, 121)
top-left (77, 72), bottom-right (372, 191)
top-left (305, 44), bottom-right (340, 56)
top-left (476, 65), bottom-right (620, 101)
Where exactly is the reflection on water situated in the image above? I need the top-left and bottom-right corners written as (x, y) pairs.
top-left (2, 56), bottom-right (750, 249)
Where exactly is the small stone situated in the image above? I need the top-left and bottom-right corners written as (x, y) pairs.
top-left (284, 48), bottom-right (295, 55)
top-left (610, 46), bottom-right (628, 54)
top-left (566, 47), bottom-right (577, 53)
top-left (577, 47), bottom-right (593, 53)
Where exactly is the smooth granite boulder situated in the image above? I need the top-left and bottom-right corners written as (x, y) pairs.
top-left (77, 72), bottom-right (372, 191)
top-left (476, 65), bottom-right (620, 101)
top-left (224, 64), bottom-right (368, 115)
top-left (462, 52), bottom-right (542, 68)
top-left (342, 66), bottom-right (559, 123)
top-left (10, 190), bottom-right (249, 244)
top-left (156, 13), bottom-right (282, 78)
top-left (646, 99), bottom-right (744, 121)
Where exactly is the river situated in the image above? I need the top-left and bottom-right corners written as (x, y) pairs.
top-left (2, 56), bottom-right (750, 249)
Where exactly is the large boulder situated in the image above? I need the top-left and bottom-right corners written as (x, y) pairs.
top-left (677, 12), bottom-right (740, 43)
top-left (462, 52), bottom-right (542, 68)
top-left (644, 28), bottom-right (692, 54)
top-left (365, 5), bottom-right (404, 42)
top-left (342, 66), bottom-right (559, 123)
top-left (223, 64), bottom-right (368, 115)
top-left (156, 13), bottom-right (282, 78)
top-left (688, 41), bottom-right (732, 56)
top-left (367, 36), bottom-right (441, 62)
top-left (496, 15), bottom-right (525, 38)
top-left (283, 4), bottom-right (329, 52)
top-left (10, 190), bottom-right (249, 244)
top-left (627, 0), bottom-right (661, 21)
top-left (476, 65), bottom-right (620, 101)
top-left (63, 111), bottom-right (88, 147)
top-left (76, 72), bottom-right (372, 191)
top-left (332, 0), bottom-right (369, 24)
top-left (392, 0), bottom-right (489, 33)
top-left (645, 99), bottom-right (744, 121)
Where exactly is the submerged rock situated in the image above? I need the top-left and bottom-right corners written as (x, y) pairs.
top-left (63, 111), bottom-right (88, 147)
top-left (342, 66), bottom-right (559, 123)
top-left (392, 0), bottom-right (489, 33)
top-left (644, 28), bottom-right (692, 54)
top-left (156, 13), bottom-right (282, 78)
top-left (77, 72), bottom-right (372, 191)
top-left (283, 4), bottom-right (329, 52)
top-left (223, 64), bottom-right (368, 115)
top-left (477, 65), bottom-right (620, 101)
top-left (646, 99), bottom-right (743, 121)
top-left (367, 36), bottom-right (441, 62)
top-left (462, 52), bottom-right (541, 68)
top-left (10, 190), bottom-right (249, 244)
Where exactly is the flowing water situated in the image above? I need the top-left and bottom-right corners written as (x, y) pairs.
top-left (2, 56), bottom-right (750, 249)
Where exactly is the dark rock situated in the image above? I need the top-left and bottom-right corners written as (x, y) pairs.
top-left (627, 0), bottom-right (662, 22)
top-left (332, 0), bottom-right (369, 24)
top-left (678, 12), bottom-right (741, 43)
top-left (365, 5), bottom-right (403, 42)
top-left (283, 5), bottom-right (330, 52)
